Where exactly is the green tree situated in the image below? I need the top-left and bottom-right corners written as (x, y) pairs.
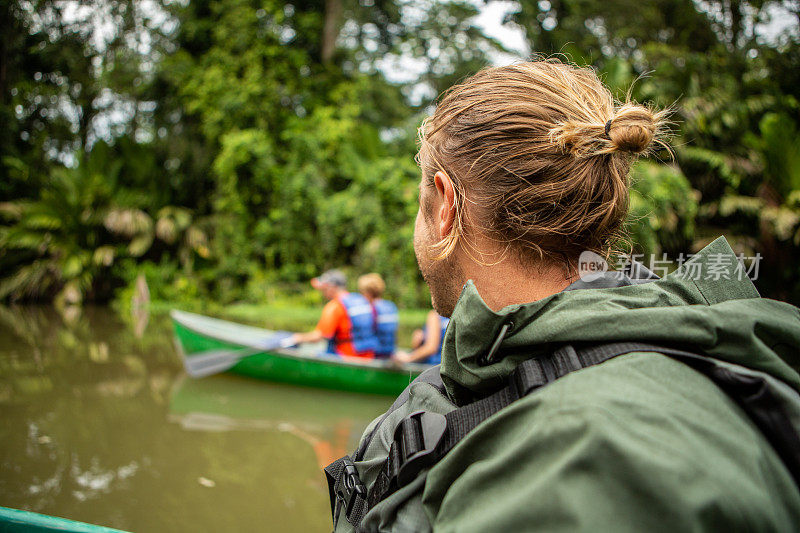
top-left (0, 144), bottom-right (152, 303)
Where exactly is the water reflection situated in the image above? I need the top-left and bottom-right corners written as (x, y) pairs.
top-left (0, 306), bottom-right (390, 532)
top-left (170, 375), bottom-right (387, 468)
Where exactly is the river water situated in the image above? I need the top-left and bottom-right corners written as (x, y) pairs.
top-left (0, 306), bottom-right (392, 532)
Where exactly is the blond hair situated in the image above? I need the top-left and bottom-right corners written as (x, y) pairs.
top-left (358, 273), bottom-right (386, 299)
top-left (417, 58), bottom-right (669, 263)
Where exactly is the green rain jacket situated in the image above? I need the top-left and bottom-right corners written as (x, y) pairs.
top-left (334, 237), bottom-right (800, 532)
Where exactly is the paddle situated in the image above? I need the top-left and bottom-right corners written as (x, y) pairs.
top-left (184, 332), bottom-right (296, 378)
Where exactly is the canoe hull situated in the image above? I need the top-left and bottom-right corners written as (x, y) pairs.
top-left (171, 310), bottom-right (425, 396)
top-left (0, 506), bottom-right (127, 533)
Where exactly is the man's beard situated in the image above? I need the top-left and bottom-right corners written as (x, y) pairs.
top-left (414, 218), bottom-right (463, 318)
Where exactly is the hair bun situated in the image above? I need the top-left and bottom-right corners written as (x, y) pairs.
top-left (549, 101), bottom-right (665, 159)
top-left (607, 104), bottom-right (656, 154)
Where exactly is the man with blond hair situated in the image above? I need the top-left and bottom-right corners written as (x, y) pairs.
top-left (324, 60), bottom-right (800, 532)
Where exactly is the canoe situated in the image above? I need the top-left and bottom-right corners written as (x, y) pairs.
top-left (0, 506), bottom-right (127, 532)
top-left (171, 310), bottom-right (429, 396)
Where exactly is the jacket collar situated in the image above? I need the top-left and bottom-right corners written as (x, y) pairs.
top-left (437, 237), bottom-right (798, 403)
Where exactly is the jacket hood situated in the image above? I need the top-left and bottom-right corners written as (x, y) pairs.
top-left (440, 237), bottom-right (800, 402)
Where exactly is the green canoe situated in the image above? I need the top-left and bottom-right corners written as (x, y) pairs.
top-left (171, 310), bottom-right (429, 396)
top-left (0, 506), bottom-right (128, 533)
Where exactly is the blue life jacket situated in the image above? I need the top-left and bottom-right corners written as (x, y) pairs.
top-left (423, 316), bottom-right (450, 365)
top-left (373, 299), bottom-right (399, 358)
top-left (328, 293), bottom-right (377, 355)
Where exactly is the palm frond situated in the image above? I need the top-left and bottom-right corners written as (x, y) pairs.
top-left (718, 195), bottom-right (765, 217)
top-left (0, 202), bottom-right (26, 220)
top-left (128, 235), bottom-right (153, 257)
top-left (762, 206), bottom-right (800, 241)
top-left (104, 209), bottom-right (153, 237)
top-left (155, 217), bottom-right (178, 244)
top-left (0, 228), bottom-right (50, 251)
top-left (0, 260), bottom-right (61, 300)
top-left (185, 226), bottom-right (208, 250)
top-left (92, 246), bottom-right (116, 267)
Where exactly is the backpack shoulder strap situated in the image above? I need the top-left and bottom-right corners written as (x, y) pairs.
top-left (329, 343), bottom-right (604, 527)
top-left (328, 342), bottom-right (800, 530)
top-left (354, 365), bottom-right (445, 462)
top-left (324, 365), bottom-right (445, 528)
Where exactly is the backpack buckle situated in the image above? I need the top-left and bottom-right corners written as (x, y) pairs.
top-left (393, 410), bottom-right (447, 486)
top-left (333, 457), bottom-right (366, 517)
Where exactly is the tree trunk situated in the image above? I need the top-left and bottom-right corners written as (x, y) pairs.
top-left (321, 0), bottom-right (343, 64)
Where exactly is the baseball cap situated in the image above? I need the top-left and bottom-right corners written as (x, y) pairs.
top-left (311, 269), bottom-right (347, 289)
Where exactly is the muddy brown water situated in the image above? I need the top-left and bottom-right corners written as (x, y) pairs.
top-left (0, 306), bottom-right (391, 532)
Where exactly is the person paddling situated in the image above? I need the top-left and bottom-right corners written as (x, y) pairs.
top-left (289, 270), bottom-right (375, 358)
top-left (357, 273), bottom-right (398, 359)
top-left (392, 310), bottom-right (448, 365)
top-left (324, 59), bottom-right (800, 532)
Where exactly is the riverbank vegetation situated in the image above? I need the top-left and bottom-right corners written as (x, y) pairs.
top-left (1, 0), bottom-right (799, 307)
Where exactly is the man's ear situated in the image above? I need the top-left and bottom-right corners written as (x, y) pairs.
top-left (433, 171), bottom-right (456, 239)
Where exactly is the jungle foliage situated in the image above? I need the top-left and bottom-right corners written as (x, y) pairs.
top-left (1, 0), bottom-right (799, 306)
